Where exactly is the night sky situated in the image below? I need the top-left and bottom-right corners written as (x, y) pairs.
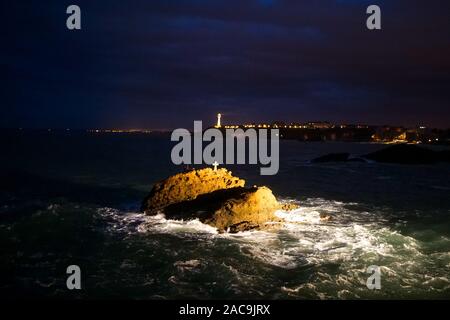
top-left (2, 0), bottom-right (450, 129)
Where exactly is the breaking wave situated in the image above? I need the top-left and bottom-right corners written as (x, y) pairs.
top-left (97, 198), bottom-right (450, 299)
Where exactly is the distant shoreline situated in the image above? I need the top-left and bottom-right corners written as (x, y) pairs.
top-left (1, 127), bottom-right (449, 146)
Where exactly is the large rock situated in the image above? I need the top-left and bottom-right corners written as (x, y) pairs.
top-left (363, 144), bottom-right (448, 164)
top-left (141, 168), bottom-right (245, 212)
top-left (141, 168), bottom-right (281, 232)
top-left (161, 186), bottom-right (281, 232)
top-left (309, 145), bottom-right (450, 165)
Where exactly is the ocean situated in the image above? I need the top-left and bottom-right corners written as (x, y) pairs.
top-left (1, 130), bottom-right (449, 299)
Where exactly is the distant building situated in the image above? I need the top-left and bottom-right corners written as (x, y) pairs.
top-left (372, 126), bottom-right (407, 143)
top-left (306, 121), bottom-right (333, 129)
top-left (406, 126), bottom-right (440, 144)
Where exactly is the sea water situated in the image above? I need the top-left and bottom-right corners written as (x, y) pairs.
top-left (0, 131), bottom-right (449, 299)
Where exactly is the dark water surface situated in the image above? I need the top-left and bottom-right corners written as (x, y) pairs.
top-left (1, 131), bottom-right (449, 299)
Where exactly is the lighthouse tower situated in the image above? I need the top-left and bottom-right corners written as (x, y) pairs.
top-left (216, 113), bottom-right (222, 128)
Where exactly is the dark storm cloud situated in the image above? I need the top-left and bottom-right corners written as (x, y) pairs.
top-left (2, 0), bottom-right (449, 129)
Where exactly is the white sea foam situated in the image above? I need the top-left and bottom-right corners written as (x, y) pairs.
top-left (98, 208), bottom-right (218, 235)
top-left (97, 200), bottom-right (412, 268)
top-left (137, 214), bottom-right (218, 235)
top-left (97, 198), bottom-right (450, 297)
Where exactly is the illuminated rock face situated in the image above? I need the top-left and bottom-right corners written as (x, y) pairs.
top-left (207, 186), bottom-right (280, 232)
top-left (141, 168), bottom-right (281, 233)
top-left (160, 186), bottom-right (281, 233)
top-left (141, 168), bottom-right (245, 212)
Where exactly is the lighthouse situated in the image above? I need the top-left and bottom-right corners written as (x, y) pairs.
top-left (216, 113), bottom-right (222, 128)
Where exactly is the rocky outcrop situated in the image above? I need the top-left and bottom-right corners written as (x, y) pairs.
top-left (141, 168), bottom-right (282, 233)
top-left (280, 203), bottom-right (300, 211)
top-left (363, 144), bottom-right (449, 164)
top-left (141, 168), bottom-right (245, 212)
top-left (310, 145), bottom-right (450, 165)
top-left (160, 186), bottom-right (280, 232)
